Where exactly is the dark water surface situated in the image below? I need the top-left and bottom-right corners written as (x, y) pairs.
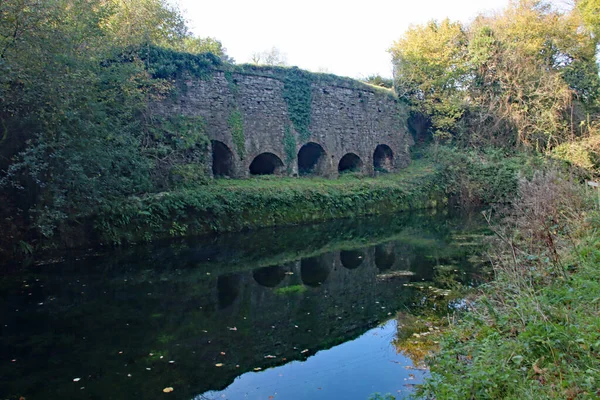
top-left (0, 210), bottom-right (487, 400)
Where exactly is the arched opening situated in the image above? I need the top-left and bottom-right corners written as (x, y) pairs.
top-left (217, 274), bottom-right (240, 309)
top-left (338, 153), bottom-right (363, 174)
top-left (298, 142), bottom-right (326, 176)
top-left (373, 144), bottom-right (394, 173)
top-left (249, 152), bottom-right (284, 175)
top-left (212, 140), bottom-right (234, 177)
top-left (253, 265), bottom-right (286, 288)
top-left (375, 244), bottom-right (395, 271)
top-left (340, 250), bottom-right (365, 270)
top-left (301, 256), bottom-right (331, 287)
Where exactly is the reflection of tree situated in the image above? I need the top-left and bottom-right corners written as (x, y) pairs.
top-left (393, 312), bottom-right (440, 367)
top-left (393, 263), bottom-right (482, 366)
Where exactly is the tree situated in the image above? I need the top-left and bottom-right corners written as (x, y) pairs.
top-left (389, 0), bottom-right (600, 149)
top-left (389, 19), bottom-right (469, 141)
top-left (0, 0), bottom-right (222, 244)
top-left (250, 46), bottom-right (288, 66)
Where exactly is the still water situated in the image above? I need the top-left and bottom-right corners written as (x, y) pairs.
top-left (0, 210), bottom-right (487, 400)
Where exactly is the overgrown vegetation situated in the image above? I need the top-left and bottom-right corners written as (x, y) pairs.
top-left (0, 0), bottom-right (230, 252)
top-left (227, 109), bottom-right (246, 159)
top-left (381, 2), bottom-right (600, 398)
top-left (282, 67), bottom-right (313, 142)
top-left (283, 124), bottom-right (297, 173)
top-left (93, 158), bottom-right (445, 246)
top-left (415, 169), bottom-right (600, 399)
top-left (390, 0), bottom-right (600, 151)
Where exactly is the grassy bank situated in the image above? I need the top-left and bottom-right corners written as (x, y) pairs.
top-left (92, 159), bottom-right (445, 246)
top-left (4, 146), bottom-right (536, 259)
top-left (415, 170), bottom-right (600, 399)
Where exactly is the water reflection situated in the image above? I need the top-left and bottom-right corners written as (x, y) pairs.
top-left (301, 254), bottom-right (332, 286)
top-left (340, 249), bottom-right (365, 269)
top-left (252, 265), bottom-right (286, 287)
top-left (375, 243), bottom-right (396, 271)
top-left (0, 210), bottom-right (488, 400)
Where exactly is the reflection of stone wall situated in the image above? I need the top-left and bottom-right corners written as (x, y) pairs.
top-left (159, 69), bottom-right (412, 177)
top-left (1, 212), bottom-right (486, 400)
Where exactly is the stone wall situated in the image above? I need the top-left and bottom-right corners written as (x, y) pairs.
top-left (159, 67), bottom-right (413, 178)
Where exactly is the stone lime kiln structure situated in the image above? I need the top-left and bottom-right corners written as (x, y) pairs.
top-left (161, 65), bottom-right (413, 178)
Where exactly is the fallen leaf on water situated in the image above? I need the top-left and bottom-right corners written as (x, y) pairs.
top-left (163, 387), bottom-right (174, 393)
top-left (215, 363), bottom-right (224, 367)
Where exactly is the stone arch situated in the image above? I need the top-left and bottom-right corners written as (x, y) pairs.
top-left (253, 265), bottom-right (286, 288)
top-left (298, 142), bottom-right (327, 176)
top-left (211, 140), bottom-right (234, 177)
top-left (249, 152), bottom-right (284, 175)
top-left (340, 250), bottom-right (365, 270)
top-left (373, 144), bottom-right (394, 172)
top-left (338, 153), bottom-right (363, 173)
top-left (301, 255), bottom-right (331, 287)
top-left (375, 244), bottom-right (395, 271)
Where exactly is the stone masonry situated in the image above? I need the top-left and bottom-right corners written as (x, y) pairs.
top-left (160, 68), bottom-right (413, 178)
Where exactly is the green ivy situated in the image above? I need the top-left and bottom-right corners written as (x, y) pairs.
top-left (228, 109), bottom-right (245, 159)
top-left (282, 68), bottom-right (313, 143)
top-left (224, 69), bottom-right (239, 94)
top-left (283, 124), bottom-right (297, 173)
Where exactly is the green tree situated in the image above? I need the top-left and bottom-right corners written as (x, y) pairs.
top-left (0, 0), bottom-right (220, 243)
top-left (389, 19), bottom-right (469, 141)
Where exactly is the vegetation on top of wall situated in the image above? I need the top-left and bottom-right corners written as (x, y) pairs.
top-left (230, 64), bottom-right (396, 97)
top-left (227, 109), bottom-right (246, 160)
top-left (134, 45), bottom-right (222, 80)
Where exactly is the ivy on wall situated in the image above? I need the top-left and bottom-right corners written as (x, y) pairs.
top-left (228, 109), bottom-right (246, 159)
top-left (282, 68), bottom-right (313, 143)
top-left (283, 124), bottom-right (297, 173)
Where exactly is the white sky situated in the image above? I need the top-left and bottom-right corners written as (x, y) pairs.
top-left (177, 0), bottom-right (511, 79)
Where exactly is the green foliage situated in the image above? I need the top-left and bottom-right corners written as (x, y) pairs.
top-left (274, 285), bottom-right (307, 295)
top-left (389, 1), bottom-right (600, 149)
top-left (0, 0), bottom-right (227, 250)
top-left (228, 109), bottom-right (246, 159)
top-left (361, 75), bottom-right (394, 89)
top-left (390, 19), bottom-right (469, 141)
top-left (417, 169), bottom-right (600, 399)
top-left (282, 68), bottom-right (313, 142)
top-left (283, 124), bottom-right (297, 173)
top-left (136, 45), bottom-right (222, 80)
top-left (93, 159), bottom-right (446, 245)
top-left (144, 114), bottom-right (210, 188)
top-left (424, 145), bottom-right (543, 206)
